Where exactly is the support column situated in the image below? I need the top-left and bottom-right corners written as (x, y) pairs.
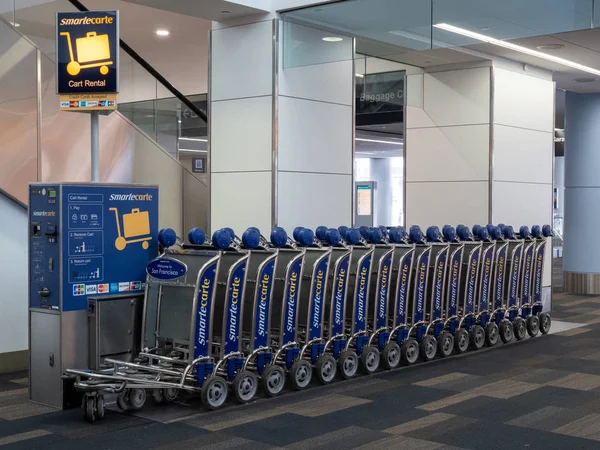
top-left (564, 92), bottom-right (600, 294)
top-left (209, 19), bottom-right (353, 234)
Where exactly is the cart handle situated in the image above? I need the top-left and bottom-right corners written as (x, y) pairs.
top-left (109, 207), bottom-right (122, 238)
top-left (60, 32), bottom-right (75, 64)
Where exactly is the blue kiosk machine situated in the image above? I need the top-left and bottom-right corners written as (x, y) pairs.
top-left (28, 183), bottom-right (158, 409)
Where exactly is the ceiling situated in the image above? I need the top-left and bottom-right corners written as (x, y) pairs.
top-left (284, 0), bottom-right (600, 93)
top-left (122, 0), bottom-right (269, 21)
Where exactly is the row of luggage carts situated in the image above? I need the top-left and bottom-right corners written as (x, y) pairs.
top-left (67, 222), bottom-right (553, 422)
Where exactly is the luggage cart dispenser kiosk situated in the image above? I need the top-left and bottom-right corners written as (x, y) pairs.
top-left (28, 183), bottom-right (158, 409)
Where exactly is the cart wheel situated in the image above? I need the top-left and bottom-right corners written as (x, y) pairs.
top-left (382, 342), bottom-right (401, 369)
top-left (115, 236), bottom-right (127, 251)
top-left (152, 389), bottom-right (165, 404)
top-left (261, 365), bottom-right (285, 396)
top-left (142, 241), bottom-right (149, 250)
top-left (95, 394), bottom-right (105, 420)
top-left (338, 350), bottom-right (359, 379)
top-left (401, 338), bottom-right (419, 365)
top-left (539, 313), bottom-right (552, 335)
top-left (316, 354), bottom-right (337, 384)
top-left (420, 335), bottom-right (437, 361)
top-left (513, 317), bottom-right (526, 341)
top-left (116, 390), bottom-right (131, 411)
top-left (438, 332), bottom-right (454, 358)
top-left (527, 315), bottom-right (540, 337)
top-left (360, 346), bottom-right (381, 374)
top-left (499, 320), bottom-right (513, 343)
top-left (129, 388), bottom-right (147, 411)
top-left (163, 388), bottom-right (179, 402)
top-left (201, 376), bottom-right (228, 410)
top-left (470, 325), bottom-right (485, 350)
top-left (454, 329), bottom-right (469, 354)
top-left (233, 370), bottom-right (258, 404)
top-left (84, 395), bottom-right (96, 423)
top-left (288, 360), bottom-right (312, 390)
top-left (485, 322), bottom-right (499, 347)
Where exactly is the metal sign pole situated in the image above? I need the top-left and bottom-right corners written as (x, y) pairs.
top-left (91, 110), bottom-right (99, 182)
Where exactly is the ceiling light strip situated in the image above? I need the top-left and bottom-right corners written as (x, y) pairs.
top-left (433, 23), bottom-right (600, 77)
top-left (356, 138), bottom-right (403, 145)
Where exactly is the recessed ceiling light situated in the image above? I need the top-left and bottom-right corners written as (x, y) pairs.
top-left (322, 36), bottom-right (343, 42)
top-left (536, 44), bottom-right (564, 50)
top-left (479, 26), bottom-right (490, 31)
top-left (9, 21), bottom-right (20, 27)
top-left (434, 23), bottom-right (600, 77)
top-left (574, 77), bottom-right (596, 83)
top-left (155, 29), bottom-right (170, 36)
top-left (221, 10), bottom-right (231, 14)
top-left (355, 73), bottom-right (364, 78)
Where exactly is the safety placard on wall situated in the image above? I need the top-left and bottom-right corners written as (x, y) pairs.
top-left (56, 10), bottom-right (119, 106)
top-left (61, 185), bottom-right (158, 311)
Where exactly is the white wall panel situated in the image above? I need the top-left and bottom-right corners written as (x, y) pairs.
top-left (493, 68), bottom-right (554, 132)
top-left (492, 181), bottom-right (551, 227)
top-left (211, 96), bottom-right (272, 173)
top-left (279, 60), bottom-right (352, 106)
top-left (406, 181), bottom-right (488, 228)
top-left (406, 74), bottom-right (423, 109)
top-left (494, 125), bottom-right (553, 184)
top-left (278, 96), bottom-right (352, 174)
top-left (211, 171), bottom-right (271, 235)
top-left (277, 172), bottom-right (351, 230)
top-left (0, 195), bottom-right (27, 353)
top-left (422, 67), bottom-right (490, 127)
top-left (406, 124), bottom-right (489, 182)
top-left (211, 21), bottom-right (273, 101)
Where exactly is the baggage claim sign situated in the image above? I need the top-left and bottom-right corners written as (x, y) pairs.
top-left (56, 11), bottom-right (119, 111)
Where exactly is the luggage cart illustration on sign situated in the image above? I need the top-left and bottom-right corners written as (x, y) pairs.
top-left (110, 207), bottom-right (151, 250)
top-left (60, 31), bottom-right (114, 76)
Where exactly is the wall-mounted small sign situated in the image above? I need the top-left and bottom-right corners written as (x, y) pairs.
top-left (192, 157), bottom-right (206, 174)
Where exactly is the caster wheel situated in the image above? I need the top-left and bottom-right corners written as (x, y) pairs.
top-left (233, 370), bottom-right (258, 404)
top-left (116, 390), bottom-right (131, 411)
top-left (527, 315), bottom-right (540, 338)
top-left (513, 317), bottom-right (526, 341)
top-left (470, 325), bottom-right (485, 350)
top-left (499, 320), bottom-right (513, 343)
top-left (438, 332), bottom-right (454, 357)
top-left (261, 365), bottom-right (286, 396)
top-left (539, 313), bottom-right (552, 335)
top-left (129, 388), bottom-right (147, 411)
top-left (288, 360), bottom-right (312, 390)
top-left (382, 342), bottom-right (401, 369)
top-left (84, 395), bottom-right (96, 423)
top-left (360, 346), bottom-right (381, 374)
top-left (420, 335), bottom-right (437, 361)
top-left (152, 389), bottom-right (165, 404)
top-left (95, 394), bottom-right (105, 420)
top-left (401, 338), bottom-right (419, 365)
top-left (316, 354), bottom-right (337, 384)
top-left (485, 322), bottom-right (499, 347)
top-left (201, 376), bottom-right (228, 410)
top-left (338, 350), bottom-right (359, 379)
top-left (454, 329), bottom-right (469, 354)
top-left (162, 387), bottom-right (179, 402)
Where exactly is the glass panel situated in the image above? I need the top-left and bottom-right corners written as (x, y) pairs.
top-left (282, 20), bottom-right (354, 69)
top-left (0, 19), bottom-right (38, 204)
top-left (432, 0), bottom-right (594, 48)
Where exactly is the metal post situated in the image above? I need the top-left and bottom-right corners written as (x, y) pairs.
top-left (91, 111), bottom-right (100, 182)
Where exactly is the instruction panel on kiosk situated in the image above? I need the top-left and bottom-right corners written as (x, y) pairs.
top-left (28, 184), bottom-right (158, 312)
